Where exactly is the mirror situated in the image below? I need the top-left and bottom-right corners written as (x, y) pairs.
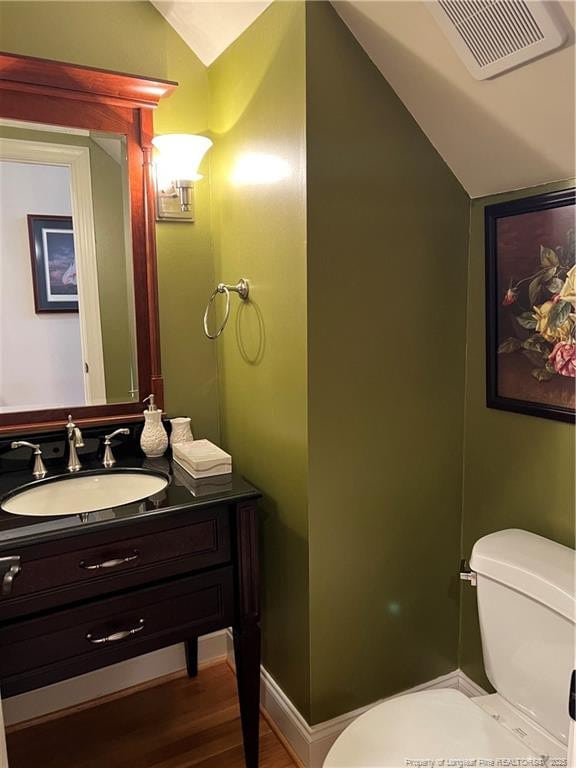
top-left (0, 120), bottom-right (138, 413)
top-left (0, 52), bottom-right (176, 434)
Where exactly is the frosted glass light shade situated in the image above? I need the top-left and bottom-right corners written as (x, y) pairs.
top-left (152, 134), bottom-right (213, 182)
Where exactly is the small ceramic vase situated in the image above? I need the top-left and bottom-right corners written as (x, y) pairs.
top-left (170, 417), bottom-right (194, 447)
top-left (140, 409), bottom-right (169, 458)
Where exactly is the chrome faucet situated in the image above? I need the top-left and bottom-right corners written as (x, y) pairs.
top-left (65, 414), bottom-right (84, 472)
top-left (10, 441), bottom-right (47, 480)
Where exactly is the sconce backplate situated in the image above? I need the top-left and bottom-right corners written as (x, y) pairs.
top-left (154, 176), bottom-right (195, 222)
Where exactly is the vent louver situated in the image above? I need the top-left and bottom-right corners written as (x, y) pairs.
top-left (428, 0), bottom-right (567, 79)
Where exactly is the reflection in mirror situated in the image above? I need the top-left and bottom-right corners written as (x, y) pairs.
top-left (0, 119), bottom-right (138, 413)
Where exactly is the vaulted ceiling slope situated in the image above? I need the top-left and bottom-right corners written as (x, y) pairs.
top-left (334, 1), bottom-right (575, 198)
top-left (151, 0), bottom-right (575, 198)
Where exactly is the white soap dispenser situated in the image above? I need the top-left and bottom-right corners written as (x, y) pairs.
top-left (140, 394), bottom-right (169, 458)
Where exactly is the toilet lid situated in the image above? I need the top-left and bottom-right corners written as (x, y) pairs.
top-left (324, 689), bottom-right (537, 767)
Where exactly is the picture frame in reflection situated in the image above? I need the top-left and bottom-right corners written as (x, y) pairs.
top-left (27, 214), bottom-right (78, 313)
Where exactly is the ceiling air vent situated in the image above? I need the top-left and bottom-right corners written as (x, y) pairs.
top-left (428, 0), bottom-right (568, 79)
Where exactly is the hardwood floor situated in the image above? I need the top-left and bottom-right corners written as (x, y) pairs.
top-left (6, 662), bottom-right (298, 768)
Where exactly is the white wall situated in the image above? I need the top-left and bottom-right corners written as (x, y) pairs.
top-left (0, 161), bottom-right (84, 411)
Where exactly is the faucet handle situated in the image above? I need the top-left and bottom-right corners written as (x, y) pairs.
top-left (104, 428), bottom-right (130, 444)
top-left (11, 440), bottom-right (40, 451)
top-left (11, 441), bottom-right (47, 480)
top-left (66, 414), bottom-right (84, 448)
top-left (102, 428), bottom-right (130, 468)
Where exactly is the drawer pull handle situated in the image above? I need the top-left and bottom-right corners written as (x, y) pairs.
top-left (79, 551), bottom-right (139, 570)
top-left (86, 618), bottom-right (145, 645)
top-left (0, 556), bottom-right (21, 596)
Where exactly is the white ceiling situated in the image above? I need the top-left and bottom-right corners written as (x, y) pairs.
top-left (153, 0), bottom-right (576, 198)
top-left (152, 0), bottom-right (272, 66)
top-left (334, 1), bottom-right (575, 198)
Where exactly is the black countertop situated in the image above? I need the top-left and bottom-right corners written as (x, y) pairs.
top-left (0, 432), bottom-right (260, 550)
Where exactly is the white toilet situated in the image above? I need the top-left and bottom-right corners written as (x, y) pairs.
top-left (325, 529), bottom-right (575, 767)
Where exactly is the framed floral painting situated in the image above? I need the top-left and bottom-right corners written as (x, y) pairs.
top-left (486, 188), bottom-right (576, 423)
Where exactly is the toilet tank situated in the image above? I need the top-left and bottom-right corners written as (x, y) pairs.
top-left (470, 529), bottom-right (575, 745)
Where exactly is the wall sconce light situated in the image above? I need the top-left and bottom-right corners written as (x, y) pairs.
top-left (152, 133), bottom-right (213, 222)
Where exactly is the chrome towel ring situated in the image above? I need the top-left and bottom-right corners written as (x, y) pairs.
top-left (203, 279), bottom-right (250, 339)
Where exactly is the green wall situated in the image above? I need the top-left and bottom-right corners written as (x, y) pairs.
top-left (459, 179), bottom-right (576, 689)
top-left (0, 1), bottom-right (220, 440)
top-left (306, 2), bottom-right (470, 723)
top-left (88, 137), bottom-right (135, 404)
top-left (208, 2), bottom-right (310, 717)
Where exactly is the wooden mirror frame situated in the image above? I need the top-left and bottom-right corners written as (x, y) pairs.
top-left (0, 52), bottom-right (176, 435)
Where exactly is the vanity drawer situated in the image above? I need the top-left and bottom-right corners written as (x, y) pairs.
top-left (0, 507), bottom-right (231, 618)
top-left (0, 566), bottom-right (233, 696)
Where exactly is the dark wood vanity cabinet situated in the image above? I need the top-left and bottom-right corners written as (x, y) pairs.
top-left (0, 494), bottom-right (261, 768)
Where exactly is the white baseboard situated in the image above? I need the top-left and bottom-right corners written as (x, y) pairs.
top-left (2, 632), bottom-right (228, 727)
top-left (259, 666), bottom-right (312, 766)
top-left (259, 667), bottom-right (487, 768)
top-left (458, 669), bottom-right (490, 698)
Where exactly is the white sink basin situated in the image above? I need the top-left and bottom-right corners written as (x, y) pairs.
top-left (1, 471), bottom-right (168, 517)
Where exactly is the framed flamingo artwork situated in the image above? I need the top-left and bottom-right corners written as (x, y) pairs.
top-left (27, 214), bottom-right (78, 313)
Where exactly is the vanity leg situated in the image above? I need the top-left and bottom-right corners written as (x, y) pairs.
top-left (184, 638), bottom-right (198, 678)
top-left (233, 623), bottom-right (261, 768)
top-left (233, 500), bottom-right (261, 768)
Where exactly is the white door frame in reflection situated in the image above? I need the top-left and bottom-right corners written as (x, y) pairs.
top-left (0, 137), bottom-right (106, 406)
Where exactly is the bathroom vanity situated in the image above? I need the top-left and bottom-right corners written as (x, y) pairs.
top-left (0, 50), bottom-right (264, 768)
top-left (0, 433), bottom-right (261, 768)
